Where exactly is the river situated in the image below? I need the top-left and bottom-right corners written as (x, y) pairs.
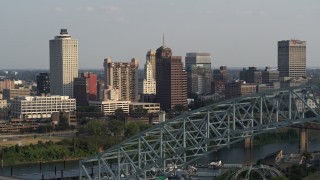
top-left (1, 140), bottom-right (320, 178)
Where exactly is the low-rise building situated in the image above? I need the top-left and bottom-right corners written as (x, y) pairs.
top-left (225, 81), bottom-right (257, 99)
top-left (89, 101), bottom-right (161, 114)
top-left (3, 88), bottom-right (31, 100)
top-left (10, 96), bottom-right (76, 119)
top-left (130, 102), bottom-right (160, 113)
top-left (89, 100), bottom-right (130, 114)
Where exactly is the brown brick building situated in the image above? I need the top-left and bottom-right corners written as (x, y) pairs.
top-left (155, 44), bottom-right (187, 110)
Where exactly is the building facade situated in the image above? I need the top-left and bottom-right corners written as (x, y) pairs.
top-left (261, 67), bottom-right (279, 84)
top-left (0, 79), bottom-right (15, 93)
top-left (3, 88), bottom-right (31, 100)
top-left (225, 81), bottom-right (257, 99)
top-left (89, 100), bottom-right (130, 114)
top-left (156, 44), bottom-right (187, 110)
top-left (278, 40), bottom-right (306, 78)
top-left (185, 53), bottom-right (212, 95)
top-left (10, 96), bottom-right (76, 119)
top-left (36, 72), bottom-right (50, 95)
top-left (146, 50), bottom-right (156, 80)
top-left (143, 58), bottom-right (156, 94)
top-left (239, 67), bottom-right (262, 84)
top-left (103, 58), bottom-right (139, 101)
top-left (73, 72), bottom-right (97, 106)
top-left (213, 66), bottom-right (228, 83)
top-left (129, 102), bottom-right (160, 113)
top-left (50, 29), bottom-right (78, 97)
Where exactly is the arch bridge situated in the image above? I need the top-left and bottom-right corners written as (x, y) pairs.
top-left (80, 86), bottom-right (320, 179)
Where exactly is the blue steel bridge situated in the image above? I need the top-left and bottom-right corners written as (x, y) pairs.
top-left (80, 85), bottom-right (320, 180)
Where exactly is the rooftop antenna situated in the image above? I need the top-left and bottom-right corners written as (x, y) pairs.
top-left (163, 33), bottom-right (165, 46)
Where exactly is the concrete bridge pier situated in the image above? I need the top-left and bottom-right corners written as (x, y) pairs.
top-left (299, 128), bottom-right (308, 153)
top-left (244, 136), bottom-right (253, 149)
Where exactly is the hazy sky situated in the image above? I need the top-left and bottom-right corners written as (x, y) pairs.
top-left (1, 0), bottom-right (320, 69)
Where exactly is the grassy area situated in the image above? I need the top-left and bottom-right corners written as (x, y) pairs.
top-left (0, 136), bottom-right (69, 147)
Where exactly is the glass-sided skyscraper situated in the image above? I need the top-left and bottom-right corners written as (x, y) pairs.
top-left (185, 53), bottom-right (212, 95)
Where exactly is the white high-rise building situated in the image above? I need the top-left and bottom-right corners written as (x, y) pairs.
top-left (143, 59), bottom-right (156, 94)
top-left (50, 29), bottom-right (78, 97)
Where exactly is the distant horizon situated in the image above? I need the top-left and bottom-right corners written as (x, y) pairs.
top-left (2, 66), bottom-right (320, 71)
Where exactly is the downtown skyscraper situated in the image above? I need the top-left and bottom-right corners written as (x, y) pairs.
top-left (143, 58), bottom-right (156, 94)
top-left (185, 53), bottom-right (212, 95)
top-left (156, 42), bottom-right (187, 110)
top-left (50, 29), bottom-right (78, 97)
top-left (278, 40), bottom-right (306, 78)
top-left (103, 58), bottom-right (139, 101)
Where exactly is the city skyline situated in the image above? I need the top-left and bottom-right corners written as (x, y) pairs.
top-left (1, 1), bottom-right (320, 69)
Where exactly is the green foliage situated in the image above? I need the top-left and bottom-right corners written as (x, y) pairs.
top-left (55, 117), bottom-right (70, 131)
top-left (108, 120), bottom-right (125, 136)
top-left (173, 104), bottom-right (187, 112)
top-left (254, 129), bottom-right (298, 145)
top-left (124, 123), bottom-right (139, 138)
top-left (287, 164), bottom-right (316, 180)
top-left (189, 99), bottom-right (214, 110)
top-left (115, 108), bottom-right (124, 114)
top-left (0, 135), bottom-right (122, 166)
top-left (78, 119), bottom-right (108, 136)
top-left (124, 122), bottom-right (153, 138)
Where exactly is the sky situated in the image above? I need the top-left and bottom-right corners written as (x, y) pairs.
top-left (1, 0), bottom-right (320, 69)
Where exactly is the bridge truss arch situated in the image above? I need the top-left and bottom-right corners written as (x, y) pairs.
top-left (230, 164), bottom-right (284, 179)
top-left (80, 86), bottom-right (320, 179)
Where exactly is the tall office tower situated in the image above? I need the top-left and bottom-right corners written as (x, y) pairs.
top-left (146, 50), bottom-right (156, 80)
top-left (50, 29), bottom-right (78, 98)
top-left (104, 58), bottom-right (139, 101)
top-left (213, 66), bottom-right (228, 83)
top-left (143, 59), bottom-right (156, 94)
top-left (156, 43), bottom-right (187, 110)
top-left (278, 40), bottom-right (306, 78)
top-left (239, 67), bottom-right (262, 84)
top-left (185, 53), bottom-right (212, 95)
top-left (73, 72), bottom-right (97, 106)
top-left (36, 72), bottom-right (50, 95)
top-left (261, 67), bottom-right (279, 84)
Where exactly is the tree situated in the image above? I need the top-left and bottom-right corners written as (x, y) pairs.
top-left (124, 123), bottom-right (139, 137)
top-left (173, 104), bottom-right (187, 112)
top-left (55, 117), bottom-right (70, 131)
top-left (108, 120), bottom-right (125, 136)
top-left (115, 108), bottom-right (124, 114)
top-left (78, 119), bottom-right (108, 136)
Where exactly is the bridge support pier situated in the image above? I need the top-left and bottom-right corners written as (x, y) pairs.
top-left (244, 136), bottom-right (253, 149)
top-left (299, 128), bottom-right (308, 153)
